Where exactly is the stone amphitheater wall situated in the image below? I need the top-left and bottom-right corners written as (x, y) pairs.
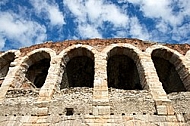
top-left (0, 38), bottom-right (189, 125)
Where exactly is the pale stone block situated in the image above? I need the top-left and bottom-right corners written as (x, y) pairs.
top-left (28, 116), bottom-right (38, 123)
top-left (36, 117), bottom-right (48, 123)
top-left (21, 116), bottom-right (30, 123)
top-left (39, 90), bottom-right (49, 97)
top-left (37, 96), bottom-right (49, 102)
top-left (156, 105), bottom-right (167, 115)
top-left (93, 95), bottom-right (109, 102)
top-left (85, 118), bottom-right (95, 123)
top-left (35, 108), bottom-right (48, 116)
top-left (166, 105), bottom-right (174, 115)
top-left (93, 106), bottom-right (99, 116)
top-left (34, 101), bottom-right (49, 108)
top-left (97, 106), bottom-right (110, 115)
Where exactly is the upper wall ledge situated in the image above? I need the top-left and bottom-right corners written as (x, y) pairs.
top-left (1, 38), bottom-right (190, 56)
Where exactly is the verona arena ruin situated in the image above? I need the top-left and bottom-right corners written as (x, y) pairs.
top-left (0, 38), bottom-right (189, 125)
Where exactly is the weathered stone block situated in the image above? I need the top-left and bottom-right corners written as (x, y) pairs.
top-left (35, 108), bottom-right (48, 116)
top-left (156, 105), bottom-right (167, 115)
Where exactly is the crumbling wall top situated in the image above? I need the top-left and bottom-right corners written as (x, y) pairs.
top-left (19, 38), bottom-right (190, 56)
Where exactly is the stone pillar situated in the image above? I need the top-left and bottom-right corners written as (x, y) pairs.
top-left (139, 53), bottom-right (174, 115)
top-left (0, 51), bottom-right (21, 102)
top-left (93, 52), bottom-right (110, 116)
top-left (0, 67), bottom-right (19, 102)
top-left (38, 56), bottom-right (62, 101)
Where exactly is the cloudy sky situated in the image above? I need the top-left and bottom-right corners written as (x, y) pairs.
top-left (0, 0), bottom-right (190, 50)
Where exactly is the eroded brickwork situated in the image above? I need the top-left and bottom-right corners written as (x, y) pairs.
top-left (0, 38), bottom-right (189, 126)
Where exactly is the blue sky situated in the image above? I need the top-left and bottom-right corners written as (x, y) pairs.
top-left (0, 0), bottom-right (190, 50)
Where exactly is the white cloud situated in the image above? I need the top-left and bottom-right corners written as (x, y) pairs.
top-left (140, 0), bottom-right (171, 17)
top-left (78, 24), bottom-right (102, 38)
top-left (120, 0), bottom-right (182, 26)
top-left (171, 23), bottom-right (190, 42)
top-left (140, 0), bottom-right (190, 43)
top-left (49, 6), bottom-right (65, 25)
top-left (30, 0), bottom-right (65, 26)
top-left (115, 30), bottom-right (128, 38)
top-left (118, 0), bottom-right (190, 43)
top-left (141, 0), bottom-right (183, 26)
top-left (2, 0), bottom-right (189, 51)
top-left (0, 13), bottom-right (28, 36)
top-left (129, 17), bottom-right (150, 40)
top-left (0, 12), bottom-right (47, 49)
top-left (176, 0), bottom-right (190, 16)
top-left (85, 0), bottom-right (128, 27)
top-left (63, 0), bottom-right (129, 38)
top-left (64, 0), bottom-right (86, 20)
top-left (155, 20), bottom-right (171, 33)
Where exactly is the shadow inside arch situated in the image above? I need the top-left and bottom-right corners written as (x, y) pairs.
top-left (151, 49), bottom-right (187, 94)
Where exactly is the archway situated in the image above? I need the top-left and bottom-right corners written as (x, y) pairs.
top-left (151, 49), bottom-right (186, 94)
top-left (0, 52), bottom-right (15, 86)
top-left (25, 51), bottom-right (51, 88)
top-left (61, 47), bottom-right (94, 89)
top-left (107, 47), bottom-right (142, 90)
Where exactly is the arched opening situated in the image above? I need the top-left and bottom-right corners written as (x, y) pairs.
top-left (0, 52), bottom-right (15, 86)
top-left (151, 49), bottom-right (186, 94)
top-left (107, 47), bottom-right (142, 90)
top-left (25, 52), bottom-right (50, 88)
top-left (60, 48), bottom-right (94, 89)
top-left (66, 56), bottom-right (94, 87)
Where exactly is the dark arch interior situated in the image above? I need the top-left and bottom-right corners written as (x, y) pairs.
top-left (152, 56), bottom-right (186, 94)
top-left (0, 53), bottom-right (15, 86)
top-left (61, 56), bottom-right (94, 89)
top-left (0, 53), bottom-right (15, 77)
top-left (26, 58), bottom-right (50, 88)
top-left (107, 55), bottom-right (142, 90)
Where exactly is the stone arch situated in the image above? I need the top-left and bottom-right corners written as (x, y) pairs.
top-left (59, 44), bottom-right (96, 89)
top-left (0, 51), bottom-right (16, 86)
top-left (103, 43), bottom-right (146, 90)
top-left (146, 45), bottom-right (190, 93)
top-left (20, 48), bottom-right (55, 88)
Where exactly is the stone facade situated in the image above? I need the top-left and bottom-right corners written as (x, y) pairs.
top-left (0, 38), bottom-right (189, 126)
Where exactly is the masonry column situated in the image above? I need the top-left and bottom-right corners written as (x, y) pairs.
top-left (33, 56), bottom-right (62, 116)
top-left (139, 53), bottom-right (174, 115)
top-left (0, 65), bottom-right (19, 102)
top-left (38, 56), bottom-right (62, 101)
top-left (93, 52), bottom-right (110, 116)
top-left (0, 51), bottom-right (20, 102)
